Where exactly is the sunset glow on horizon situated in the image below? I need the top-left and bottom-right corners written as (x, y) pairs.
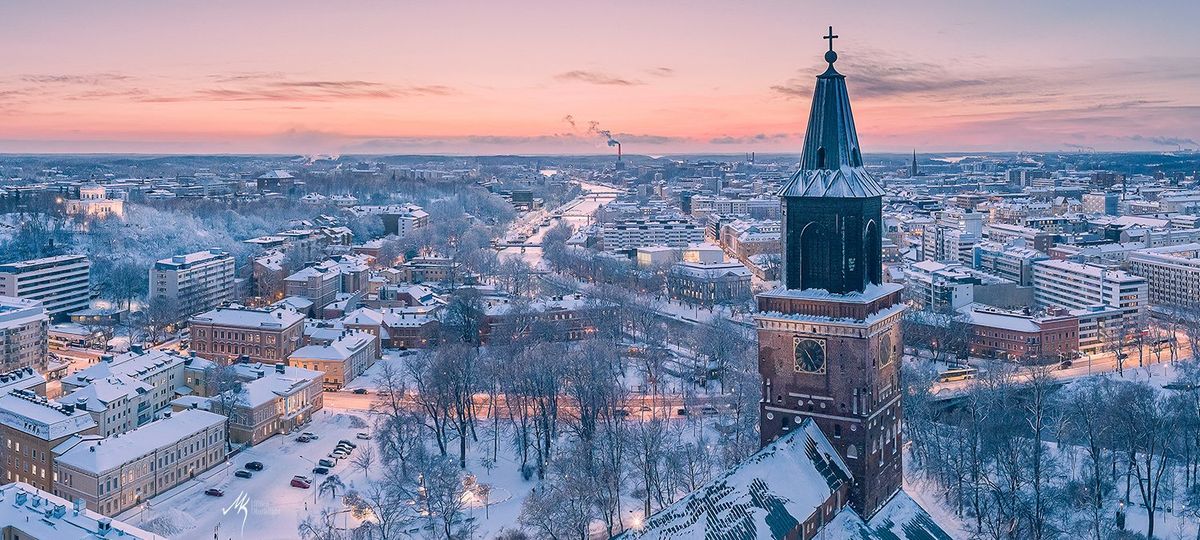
top-left (2, 0), bottom-right (1198, 154)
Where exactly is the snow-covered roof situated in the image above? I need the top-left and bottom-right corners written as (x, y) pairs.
top-left (62, 350), bottom-right (186, 389)
top-left (619, 419), bottom-right (851, 540)
top-left (0, 390), bottom-right (97, 440)
top-left (60, 375), bottom-right (152, 411)
top-left (289, 331), bottom-right (373, 362)
top-left (0, 482), bottom-right (162, 539)
top-left (189, 306), bottom-right (305, 329)
top-left (55, 410), bottom-right (225, 474)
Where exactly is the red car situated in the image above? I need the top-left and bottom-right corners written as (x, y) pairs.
top-left (204, 488), bottom-right (224, 497)
top-left (290, 476), bottom-right (311, 489)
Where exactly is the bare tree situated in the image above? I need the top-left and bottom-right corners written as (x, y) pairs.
top-left (1111, 380), bottom-right (1179, 540)
top-left (205, 365), bottom-right (249, 451)
top-left (297, 507), bottom-right (345, 540)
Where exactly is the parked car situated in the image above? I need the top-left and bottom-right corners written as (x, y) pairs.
top-left (296, 435), bottom-right (312, 443)
top-left (318, 458), bottom-right (336, 468)
top-left (700, 405), bottom-right (719, 416)
top-left (356, 432), bottom-right (371, 440)
top-left (234, 470), bottom-right (253, 479)
top-left (301, 432), bottom-right (318, 440)
top-left (352, 388), bottom-right (368, 395)
top-left (291, 476), bottom-right (311, 489)
top-left (676, 408), bottom-right (689, 416)
top-left (337, 440), bottom-right (357, 449)
top-left (204, 488), bottom-right (225, 497)
top-left (639, 405), bottom-right (652, 412)
top-left (331, 451), bottom-right (348, 460)
top-left (245, 461), bottom-right (264, 471)
top-left (312, 466), bottom-right (329, 475)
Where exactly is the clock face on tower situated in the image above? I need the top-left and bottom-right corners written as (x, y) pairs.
top-left (879, 334), bottom-right (893, 367)
top-left (793, 337), bottom-right (827, 374)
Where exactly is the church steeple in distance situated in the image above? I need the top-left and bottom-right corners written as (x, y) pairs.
top-left (778, 27), bottom-right (884, 294)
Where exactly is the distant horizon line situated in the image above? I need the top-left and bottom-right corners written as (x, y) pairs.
top-left (1, 150), bottom-right (1193, 159)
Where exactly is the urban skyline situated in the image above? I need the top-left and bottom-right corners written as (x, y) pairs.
top-left (2, 0), bottom-right (1199, 154)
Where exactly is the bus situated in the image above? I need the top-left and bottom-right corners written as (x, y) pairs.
top-left (937, 366), bottom-right (978, 383)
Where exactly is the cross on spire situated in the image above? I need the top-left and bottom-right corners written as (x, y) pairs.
top-left (824, 26), bottom-right (838, 52)
top-left (822, 26), bottom-right (839, 65)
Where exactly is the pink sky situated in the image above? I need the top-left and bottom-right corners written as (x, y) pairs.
top-left (1, 0), bottom-right (1198, 154)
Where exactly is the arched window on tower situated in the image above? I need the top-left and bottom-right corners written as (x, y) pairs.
top-left (817, 147), bottom-right (826, 168)
top-left (863, 219), bottom-right (881, 286)
top-left (846, 444), bottom-right (858, 459)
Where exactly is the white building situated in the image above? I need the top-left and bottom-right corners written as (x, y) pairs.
top-left (0, 296), bottom-right (49, 372)
top-left (601, 217), bottom-right (704, 250)
top-left (149, 249), bottom-right (235, 321)
top-left (1032, 259), bottom-right (1147, 317)
top-left (0, 255), bottom-right (91, 319)
top-left (63, 184), bottom-right (124, 219)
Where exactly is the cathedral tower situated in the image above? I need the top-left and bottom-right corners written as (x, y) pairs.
top-left (756, 28), bottom-right (905, 518)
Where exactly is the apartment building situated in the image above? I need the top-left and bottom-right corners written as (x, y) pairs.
top-left (1032, 259), bottom-right (1147, 318)
top-left (972, 241), bottom-right (1048, 286)
top-left (0, 389), bottom-right (98, 492)
top-left (59, 376), bottom-right (154, 437)
top-left (921, 209), bottom-right (983, 265)
top-left (600, 217), bottom-right (704, 251)
top-left (0, 255), bottom-right (91, 319)
top-left (0, 482), bottom-right (159, 540)
top-left (53, 409), bottom-right (227, 515)
top-left (288, 330), bottom-right (377, 390)
top-left (0, 296), bottom-right (49, 372)
top-left (284, 261), bottom-right (342, 312)
top-left (61, 349), bottom-right (188, 428)
top-left (188, 306), bottom-right (306, 365)
top-left (1127, 243), bottom-right (1200, 308)
top-left (149, 249), bottom-right (235, 321)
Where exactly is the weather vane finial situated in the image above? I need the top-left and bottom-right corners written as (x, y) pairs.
top-left (824, 26), bottom-right (839, 64)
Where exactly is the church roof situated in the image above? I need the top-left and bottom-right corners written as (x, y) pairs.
top-left (616, 419), bottom-right (852, 540)
top-left (778, 40), bottom-right (885, 199)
